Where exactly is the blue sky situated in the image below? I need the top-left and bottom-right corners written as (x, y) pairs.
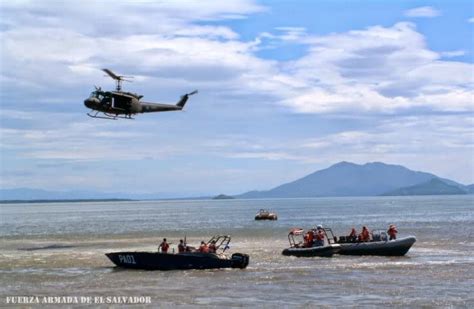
top-left (0, 0), bottom-right (473, 197)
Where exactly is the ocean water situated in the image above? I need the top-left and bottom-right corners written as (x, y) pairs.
top-left (1, 196), bottom-right (473, 307)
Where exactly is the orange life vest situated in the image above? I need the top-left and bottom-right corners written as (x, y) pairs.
top-left (160, 242), bottom-right (169, 253)
top-left (316, 230), bottom-right (324, 241)
top-left (360, 229), bottom-right (370, 241)
top-left (209, 244), bottom-right (217, 253)
top-left (388, 227), bottom-right (398, 237)
top-left (199, 244), bottom-right (209, 253)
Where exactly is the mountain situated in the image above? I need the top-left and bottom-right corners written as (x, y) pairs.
top-left (238, 161), bottom-right (468, 198)
top-left (382, 178), bottom-right (467, 196)
top-left (466, 184), bottom-right (474, 194)
top-left (2, 162), bottom-right (471, 201)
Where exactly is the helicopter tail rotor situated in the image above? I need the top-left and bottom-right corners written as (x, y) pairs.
top-left (176, 90), bottom-right (198, 108)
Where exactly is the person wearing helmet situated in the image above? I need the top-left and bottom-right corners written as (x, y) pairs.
top-left (314, 225), bottom-right (325, 246)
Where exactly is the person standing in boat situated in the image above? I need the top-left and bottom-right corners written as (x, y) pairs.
top-left (208, 240), bottom-right (217, 253)
top-left (359, 226), bottom-right (370, 242)
top-left (178, 239), bottom-right (185, 253)
top-left (315, 225), bottom-right (325, 246)
top-left (387, 224), bottom-right (398, 240)
top-left (199, 241), bottom-right (209, 253)
top-left (349, 227), bottom-right (357, 241)
top-left (159, 238), bottom-right (170, 253)
top-left (307, 230), bottom-right (315, 247)
top-left (304, 230), bottom-right (314, 247)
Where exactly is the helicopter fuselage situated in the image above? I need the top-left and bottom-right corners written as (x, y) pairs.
top-left (84, 90), bottom-right (186, 118)
top-left (84, 91), bottom-right (141, 114)
top-left (84, 68), bottom-right (197, 119)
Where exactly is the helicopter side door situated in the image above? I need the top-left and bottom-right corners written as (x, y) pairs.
top-left (111, 94), bottom-right (132, 111)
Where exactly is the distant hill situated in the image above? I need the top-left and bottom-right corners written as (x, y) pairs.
top-left (212, 194), bottom-right (235, 200)
top-left (0, 188), bottom-right (144, 201)
top-left (381, 178), bottom-right (467, 196)
top-left (0, 199), bottom-right (133, 204)
top-left (0, 188), bottom-right (203, 201)
top-left (238, 161), bottom-right (470, 198)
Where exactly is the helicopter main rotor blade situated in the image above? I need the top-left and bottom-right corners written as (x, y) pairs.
top-left (102, 68), bottom-right (121, 80)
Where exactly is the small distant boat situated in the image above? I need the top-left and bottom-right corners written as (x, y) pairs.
top-left (336, 230), bottom-right (416, 256)
top-left (106, 235), bottom-right (249, 270)
top-left (282, 228), bottom-right (340, 257)
top-left (255, 209), bottom-right (278, 220)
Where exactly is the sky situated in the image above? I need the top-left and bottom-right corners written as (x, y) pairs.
top-left (0, 0), bottom-right (473, 197)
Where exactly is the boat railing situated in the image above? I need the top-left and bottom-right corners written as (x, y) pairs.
top-left (207, 235), bottom-right (231, 253)
top-left (287, 228), bottom-right (304, 247)
top-left (317, 227), bottom-right (338, 245)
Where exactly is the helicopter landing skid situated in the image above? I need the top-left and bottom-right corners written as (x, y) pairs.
top-left (87, 111), bottom-right (134, 120)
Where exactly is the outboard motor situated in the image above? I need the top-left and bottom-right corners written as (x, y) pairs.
top-left (231, 253), bottom-right (249, 269)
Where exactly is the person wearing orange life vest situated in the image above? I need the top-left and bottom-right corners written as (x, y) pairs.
top-left (198, 241), bottom-right (209, 253)
top-left (314, 225), bottom-right (325, 246)
top-left (208, 240), bottom-right (217, 253)
top-left (303, 230), bottom-right (313, 247)
top-left (306, 230), bottom-right (315, 247)
top-left (387, 224), bottom-right (398, 240)
top-left (158, 238), bottom-right (170, 253)
top-left (359, 226), bottom-right (370, 242)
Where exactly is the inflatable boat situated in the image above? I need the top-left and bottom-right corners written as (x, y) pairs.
top-left (255, 209), bottom-right (278, 220)
top-left (337, 230), bottom-right (416, 256)
top-left (282, 228), bottom-right (340, 257)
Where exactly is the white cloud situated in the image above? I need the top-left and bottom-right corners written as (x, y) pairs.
top-left (1, 4), bottom-right (471, 115)
top-left (275, 22), bottom-right (474, 114)
top-left (440, 50), bottom-right (466, 58)
top-left (210, 115), bottom-right (474, 183)
top-left (467, 17), bottom-right (474, 23)
top-left (404, 6), bottom-right (441, 18)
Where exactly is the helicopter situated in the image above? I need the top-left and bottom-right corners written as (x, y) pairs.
top-left (84, 68), bottom-right (197, 119)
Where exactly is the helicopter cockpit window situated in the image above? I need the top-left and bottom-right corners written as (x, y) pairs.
top-left (90, 91), bottom-right (106, 101)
